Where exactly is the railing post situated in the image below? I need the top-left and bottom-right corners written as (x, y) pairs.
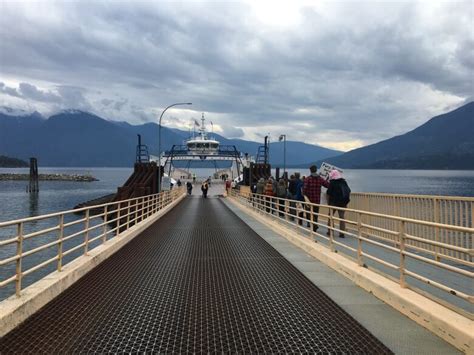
top-left (434, 197), bottom-right (440, 261)
top-left (295, 202), bottom-right (299, 233)
top-left (285, 199), bottom-right (289, 222)
top-left (126, 200), bottom-right (131, 230)
top-left (357, 213), bottom-right (363, 266)
top-left (15, 222), bottom-right (24, 297)
top-left (116, 202), bottom-right (121, 237)
top-left (103, 205), bottom-right (108, 243)
top-left (329, 206), bottom-right (334, 252)
top-left (57, 214), bottom-right (64, 272)
top-left (145, 196), bottom-right (149, 218)
top-left (310, 204), bottom-right (315, 240)
top-left (138, 197), bottom-right (143, 222)
top-left (399, 220), bottom-right (407, 288)
top-left (84, 209), bottom-right (90, 255)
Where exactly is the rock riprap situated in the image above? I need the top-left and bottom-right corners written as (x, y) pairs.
top-left (0, 173), bottom-right (98, 182)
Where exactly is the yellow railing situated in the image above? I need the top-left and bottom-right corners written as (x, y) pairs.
top-left (0, 188), bottom-right (185, 299)
top-left (229, 190), bottom-right (474, 316)
top-left (349, 193), bottom-right (474, 262)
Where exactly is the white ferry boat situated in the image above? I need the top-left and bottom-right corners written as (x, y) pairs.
top-left (186, 114), bottom-right (220, 155)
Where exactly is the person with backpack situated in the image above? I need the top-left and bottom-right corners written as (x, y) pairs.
top-left (186, 181), bottom-right (193, 195)
top-left (303, 165), bottom-right (330, 232)
top-left (201, 181), bottom-right (209, 198)
top-left (326, 169), bottom-right (351, 238)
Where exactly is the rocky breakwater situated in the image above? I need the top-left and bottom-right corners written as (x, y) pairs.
top-left (0, 173), bottom-right (99, 182)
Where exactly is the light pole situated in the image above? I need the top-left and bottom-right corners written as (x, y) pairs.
top-left (158, 102), bottom-right (192, 192)
top-left (279, 134), bottom-right (286, 179)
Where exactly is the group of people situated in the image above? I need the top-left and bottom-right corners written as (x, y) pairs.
top-left (253, 165), bottom-right (350, 238)
top-left (185, 179), bottom-right (211, 198)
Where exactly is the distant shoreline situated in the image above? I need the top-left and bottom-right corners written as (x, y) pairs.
top-left (0, 173), bottom-right (99, 182)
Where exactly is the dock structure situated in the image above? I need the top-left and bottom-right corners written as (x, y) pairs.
top-left (27, 157), bottom-right (38, 193)
top-left (0, 185), bottom-right (472, 353)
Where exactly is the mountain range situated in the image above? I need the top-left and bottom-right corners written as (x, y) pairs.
top-left (0, 110), bottom-right (340, 167)
top-left (317, 102), bottom-right (474, 169)
top-left (1, 102), bottom-right (472, 169)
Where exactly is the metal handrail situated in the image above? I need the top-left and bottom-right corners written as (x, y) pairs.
top-left (0, 187), bottom-right (186, 298)
top-left (230, 190), bottom-right (474, 315)
top-left (348, 192), bottom-right (473, 262)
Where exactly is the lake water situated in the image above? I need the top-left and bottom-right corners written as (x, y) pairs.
top-left (1, 167), bottom-right (474, 222)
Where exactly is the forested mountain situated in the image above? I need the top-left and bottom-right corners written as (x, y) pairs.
top-left (0, 110), bottom-right (340, 167)
top-left (316, 102), bottom-right (474, 169)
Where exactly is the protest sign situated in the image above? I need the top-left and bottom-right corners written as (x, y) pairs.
top-left (319, 162), bottom-right (343, 180)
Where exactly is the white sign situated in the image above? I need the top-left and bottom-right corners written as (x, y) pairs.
top-left (161, 176), bottom-right (171, 191)
top-left (319, 162), bottom-right (343, 180)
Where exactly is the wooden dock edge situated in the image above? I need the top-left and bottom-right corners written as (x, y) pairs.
top-left (0, 193), bottom-right (187, 338)
top-left (226, 196), bottom-right (473, 354)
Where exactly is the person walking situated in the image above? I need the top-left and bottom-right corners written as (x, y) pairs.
top-left (201, 181), bottom-right (209, 198)
top-left (264, 177), bottom-right (276, 213)
top-left (293, 173), bottom-right (305, 224)
top-left (326, 170), bottom-right (351, 238)
top-left (276, 178), bottom-right (287, 218)
top-left (254, 178), bottom-right (266, 208)
top-left (225, 179), bottom-right (231, 195)
top-left (287, 175), bottom-right (297, 220)
top-left (302, 165), bottom-right (330, 232)
top-left (186, 181), bottom-right (193, 195)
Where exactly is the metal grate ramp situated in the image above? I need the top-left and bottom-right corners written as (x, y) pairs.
top-left (0, 197), bottom-right (392, 353)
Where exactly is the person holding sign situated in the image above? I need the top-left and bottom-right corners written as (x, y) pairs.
top-left (303, 165), bottom-right (330, 231)
top-left (326, 170), bottom-right (351, 238)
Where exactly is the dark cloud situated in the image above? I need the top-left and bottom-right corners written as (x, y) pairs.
top-left (19, 83), bottom-right (61, 102)
top-left (0, 1), bottom-right (471, 151)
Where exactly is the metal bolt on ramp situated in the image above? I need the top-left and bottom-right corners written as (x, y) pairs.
top-left (0, 197), bottom-right (392, 353)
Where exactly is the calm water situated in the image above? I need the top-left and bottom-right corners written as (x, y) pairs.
top-left (1, 167), bottom-right (474, 222)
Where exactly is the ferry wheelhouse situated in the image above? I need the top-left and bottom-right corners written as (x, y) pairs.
top-left (186, 114), bottom-right (220, 155)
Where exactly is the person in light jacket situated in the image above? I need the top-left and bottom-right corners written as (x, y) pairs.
top-left (276, 178), bottom-right (287, 218)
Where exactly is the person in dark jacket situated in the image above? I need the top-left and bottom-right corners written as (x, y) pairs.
top-left (186, 181), bottom-right (193, 195)
top-left (326, 169), bottom-right (351, 238)
top-left (201, 181), bottom-right (209, 198)
top-left (288, 173), bottom-right (303, 221)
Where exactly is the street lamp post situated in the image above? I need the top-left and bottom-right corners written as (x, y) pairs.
top-left (279, 134), bottom-right (287, 179)
top-left (158, 102), bottom-right (192, 192)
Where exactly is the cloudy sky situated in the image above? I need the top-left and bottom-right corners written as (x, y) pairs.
top-left (0, 0), bottom-right (472, 151)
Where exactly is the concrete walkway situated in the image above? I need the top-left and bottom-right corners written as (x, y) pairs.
top-left (222, 198), bottom-right (460, 354)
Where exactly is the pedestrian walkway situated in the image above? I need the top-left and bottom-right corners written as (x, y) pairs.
top-left (0, 196), bottom-right (395, 353)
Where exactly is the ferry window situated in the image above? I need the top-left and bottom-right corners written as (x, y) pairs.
top-left (197, 143), bottom-right (203, 148)
top-left (188, 143), bottom-right (195, 149)
top-left (211, 144), bottom-right (218, 148)
top-left (205, 143), bottom-right (210, 148)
